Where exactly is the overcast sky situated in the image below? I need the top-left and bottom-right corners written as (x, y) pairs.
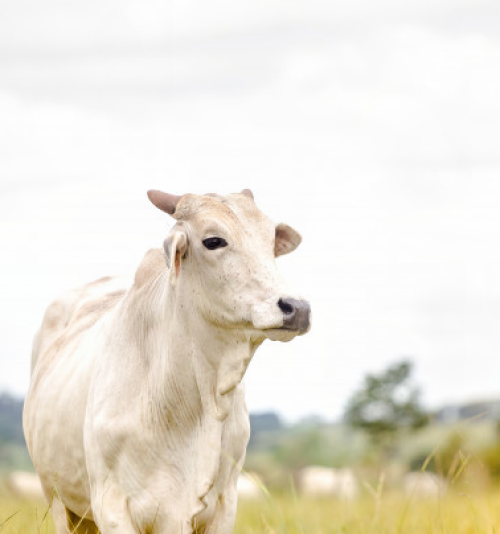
top-left (1, 0), bottom-right (500, 422)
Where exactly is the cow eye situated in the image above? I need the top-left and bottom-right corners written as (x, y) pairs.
top-left (202, 237), bottom-right (228, 250)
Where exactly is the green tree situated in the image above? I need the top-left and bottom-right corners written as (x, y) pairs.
top-left (344, 360), bottom-right (428, 447)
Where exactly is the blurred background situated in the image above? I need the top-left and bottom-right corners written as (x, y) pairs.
top-left (1, 0), bottom-right (500, 483)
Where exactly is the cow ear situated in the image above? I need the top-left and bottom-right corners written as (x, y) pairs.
top-left (163, 230), bottom-right (188, 283)
top-left (275, 223), bottom-right (302, 257)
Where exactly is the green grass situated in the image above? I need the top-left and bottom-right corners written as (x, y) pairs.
top-left (2, 490), bottom-right (500, 533)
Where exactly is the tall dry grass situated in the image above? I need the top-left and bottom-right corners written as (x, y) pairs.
top-left (1, 488), bottom-right (500, 534)
top-left (235, 488), bottom-right (500, 534)
top-left (0, 497), bottom-right (54, 534)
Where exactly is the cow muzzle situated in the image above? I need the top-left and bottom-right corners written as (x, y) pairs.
top-left (278, 298), bottom-right (311, 334)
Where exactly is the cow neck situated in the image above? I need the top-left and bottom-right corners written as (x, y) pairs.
top-left (121, 272), bottom-right (250, 522)
top-left (158, 282), bottom-right (257, 523)
top-left (160, 280), bottom-right (259, 423)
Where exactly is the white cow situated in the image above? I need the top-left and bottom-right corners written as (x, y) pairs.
top-left (298, 466), bottom-right (359, 500)
top-left (236, 473), bottom-right (264, 500)
top-left (23, 189), bottom-right (310, 534)
top-left (403, 472), bottom-right (448, 498)
top-left (5, 471), bottom-right (45, 501)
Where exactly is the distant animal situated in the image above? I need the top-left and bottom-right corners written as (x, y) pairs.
top-left (298, 466), bottom-right (359, 500)
top-left (23, 189), bottom-right (311, 534)
top-left (4, 471), bottom-right (44, 501)
top-left (236, 473), bottom-right (263, 500)
top-left (403, 472), bottom-right (447, 498)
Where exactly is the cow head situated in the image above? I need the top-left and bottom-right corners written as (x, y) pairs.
top-left (148, 189), bottom-right (311, 342)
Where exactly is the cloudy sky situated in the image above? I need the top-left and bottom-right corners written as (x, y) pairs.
top-left (1, 0), bottom-right (500, 421)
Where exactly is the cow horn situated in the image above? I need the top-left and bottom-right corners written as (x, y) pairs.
top-left (147, 190), bottom-right (182, 216)
top-left (241, 189), bottom-right (254, 200)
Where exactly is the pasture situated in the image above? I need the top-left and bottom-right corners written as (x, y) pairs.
top-left (1, 489), bottom-right (500, 533)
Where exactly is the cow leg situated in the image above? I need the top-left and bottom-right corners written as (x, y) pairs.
top-left (50, 498), bottom-right (70, 534)
top-left (50, 499), bottom-right (98, 534)
top-left (91, 483), bottom-right (140, 534)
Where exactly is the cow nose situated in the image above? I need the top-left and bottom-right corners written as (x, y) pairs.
top-left (278, 298), bottom-right (311, 333)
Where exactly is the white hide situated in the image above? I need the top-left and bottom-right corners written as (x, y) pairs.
top-left (298, 466), bottom-right (359, 500)
top-left (4, 471), bottom-right (45, 501)
top-left (23, 190), bottom-right (310, 534)
top-left (403, 472), bottom-right (448, 498)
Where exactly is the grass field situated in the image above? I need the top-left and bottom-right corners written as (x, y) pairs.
top-left (2, 489), bottom-right (500, 534)
top-left (236, 490), bottom-right (500, 534)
